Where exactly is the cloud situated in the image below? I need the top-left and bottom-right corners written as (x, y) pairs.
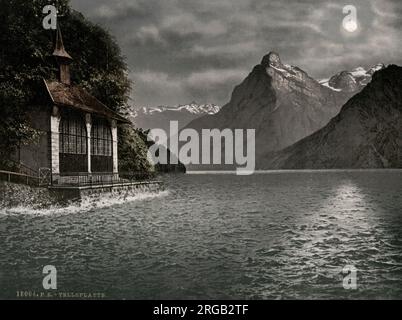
top-left (190, 41), bottom-right (260, 59)
top-left (130, 25), bottom-right (165, 45)
top-left (162, 13), bottom-right (227, 37)
top-left (70, 0), bottom-right (402, 107)
top-left (94, 5), bottom-right (116, 19)
top-left (131, 68), bottom-right (247, 107)
top-left (187, 69), bottom-right (247, 89)
top-left (131, 71), bottom-right (186, 107)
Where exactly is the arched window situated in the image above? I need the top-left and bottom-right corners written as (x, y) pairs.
top-left (91, 118), bottom-right (113, 172)
top-left (59, 112), bottom-right (88, 173)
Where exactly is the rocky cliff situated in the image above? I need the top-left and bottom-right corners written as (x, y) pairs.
top-left (261, 65), bottom-right (402, 169)
top-left (320, 64), bottom-right (385, 92)
top-left (185, 52), bottom-right (361, 166)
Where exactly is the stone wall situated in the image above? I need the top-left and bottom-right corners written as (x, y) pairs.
top-left (0, 181), bottom-right (55, 209)
top-left (0, 180), bottom-right (163, 209)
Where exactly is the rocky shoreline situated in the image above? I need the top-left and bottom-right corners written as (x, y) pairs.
top-left (0, 180), bottom-right (164, 210)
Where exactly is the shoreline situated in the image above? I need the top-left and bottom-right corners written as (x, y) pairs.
top-left (186, 169), bottom-right (402, 175)
top-left (0, 180), bottom-right (164, 210)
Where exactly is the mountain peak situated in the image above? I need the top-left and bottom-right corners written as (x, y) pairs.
top-left (262, 64), bottom-right (402, 169)
top-left (367, 63), bottom-right (386, 76)
top-left (322, 63), bottom-right (386, 92)
top-left (261, 52), bottom-right (282, 68)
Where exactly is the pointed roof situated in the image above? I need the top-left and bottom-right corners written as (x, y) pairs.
top-left (53, 25), bottom-right (73, 61)
top-left (43, 79), bottom-right (130, 123)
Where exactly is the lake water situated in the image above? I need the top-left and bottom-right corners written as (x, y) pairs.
top-left (1, 171), bottom-right (402, 299)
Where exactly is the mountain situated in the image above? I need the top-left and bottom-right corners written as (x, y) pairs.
top-left (319, 64), bottom-right (385, 92)
top-left (261, 65), bottom-right (402, 169)
top-left (184, 52), bottom-right (363, 167)
top-left (130, 102), bottom-right (221, 133)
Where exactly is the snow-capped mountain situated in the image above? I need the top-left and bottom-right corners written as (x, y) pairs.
top-left (319, 64), bottom-right (386, 92)
top-left (185, 52), bottom-right (355, 160)
top-left (184, 52), bottom-right (384, 170)
top-left (262, 65), bottom-right (402, 169)
top-left (132, 102), bottom-right (221, 117)
top-left (130, 102), bottom-right (221, 133)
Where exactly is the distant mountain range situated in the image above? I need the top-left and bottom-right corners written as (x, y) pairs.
top-left (129, 52), bottom-right (400, 170)
top-left (262, 65), bottom-right (402, 169)
top-left (130, 102), bottom-right (221, 133)
top-left (134, 103), bottom-right (221, 116)
top-left (181, 52), bottom-right (400, 170)
top-left (185, 52), bottom-right (383, 163)
top-left (319, 64), bottom-right (385, 93)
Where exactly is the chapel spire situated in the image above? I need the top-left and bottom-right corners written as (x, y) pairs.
top-left (53, 25), bottom-right (73, 85)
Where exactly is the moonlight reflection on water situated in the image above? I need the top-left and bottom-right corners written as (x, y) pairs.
top-left (1, 171), bottom-right (401, 299)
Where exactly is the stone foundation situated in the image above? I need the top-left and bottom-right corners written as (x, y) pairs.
top-left (0, 181), bottom-right (55, 209)
top-left (0, 180), bottom-right (163, 209)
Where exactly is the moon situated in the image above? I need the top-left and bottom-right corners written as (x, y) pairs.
top-left (343, 20), bottom-right (358, 33)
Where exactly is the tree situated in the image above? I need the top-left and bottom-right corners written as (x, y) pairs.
top-left (0, 0), bottom-right (152, 173)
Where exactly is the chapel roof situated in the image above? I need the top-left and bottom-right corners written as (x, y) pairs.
top-left (44, 79), bottom-right (130, 123)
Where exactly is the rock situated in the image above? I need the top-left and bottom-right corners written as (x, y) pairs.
top-left (325, 64), bottom-right (386, 92)
top-left (184, 51), bottom-right (358, 169)
top-left (328, 71), bottom-right (359, 92)
top-left (261, 52), bottom-right (282, 68)
top-left (261, 65), bottom-right (402, 169)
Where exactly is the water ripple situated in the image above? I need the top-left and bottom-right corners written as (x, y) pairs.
top-left (0, 171), bottom-right (402, 299)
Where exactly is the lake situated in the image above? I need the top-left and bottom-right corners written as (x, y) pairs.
top-left (1, 170), bottom-right (402, 299)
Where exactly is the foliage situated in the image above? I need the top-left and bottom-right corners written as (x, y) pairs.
top-left (0, 0), bottom-right (152, 173)
top-left (135, 129), bottom-right (187, 174)
top-left (118, 126), bottom-right (155, 175)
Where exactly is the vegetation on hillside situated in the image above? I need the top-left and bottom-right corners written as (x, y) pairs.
top-left (0, 0), bottom-right (169, 174)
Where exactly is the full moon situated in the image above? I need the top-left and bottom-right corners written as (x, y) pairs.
top-left (343, 20), bottom-right (358, 33)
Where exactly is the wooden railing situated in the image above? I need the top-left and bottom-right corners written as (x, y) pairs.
top-left (7, 160), bottom-right (38, 177)
top-left (0, 170), bottom-right (40, 186)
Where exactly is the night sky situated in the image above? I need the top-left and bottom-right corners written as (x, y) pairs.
top-left (70, 0), bottom-right (402, 107)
